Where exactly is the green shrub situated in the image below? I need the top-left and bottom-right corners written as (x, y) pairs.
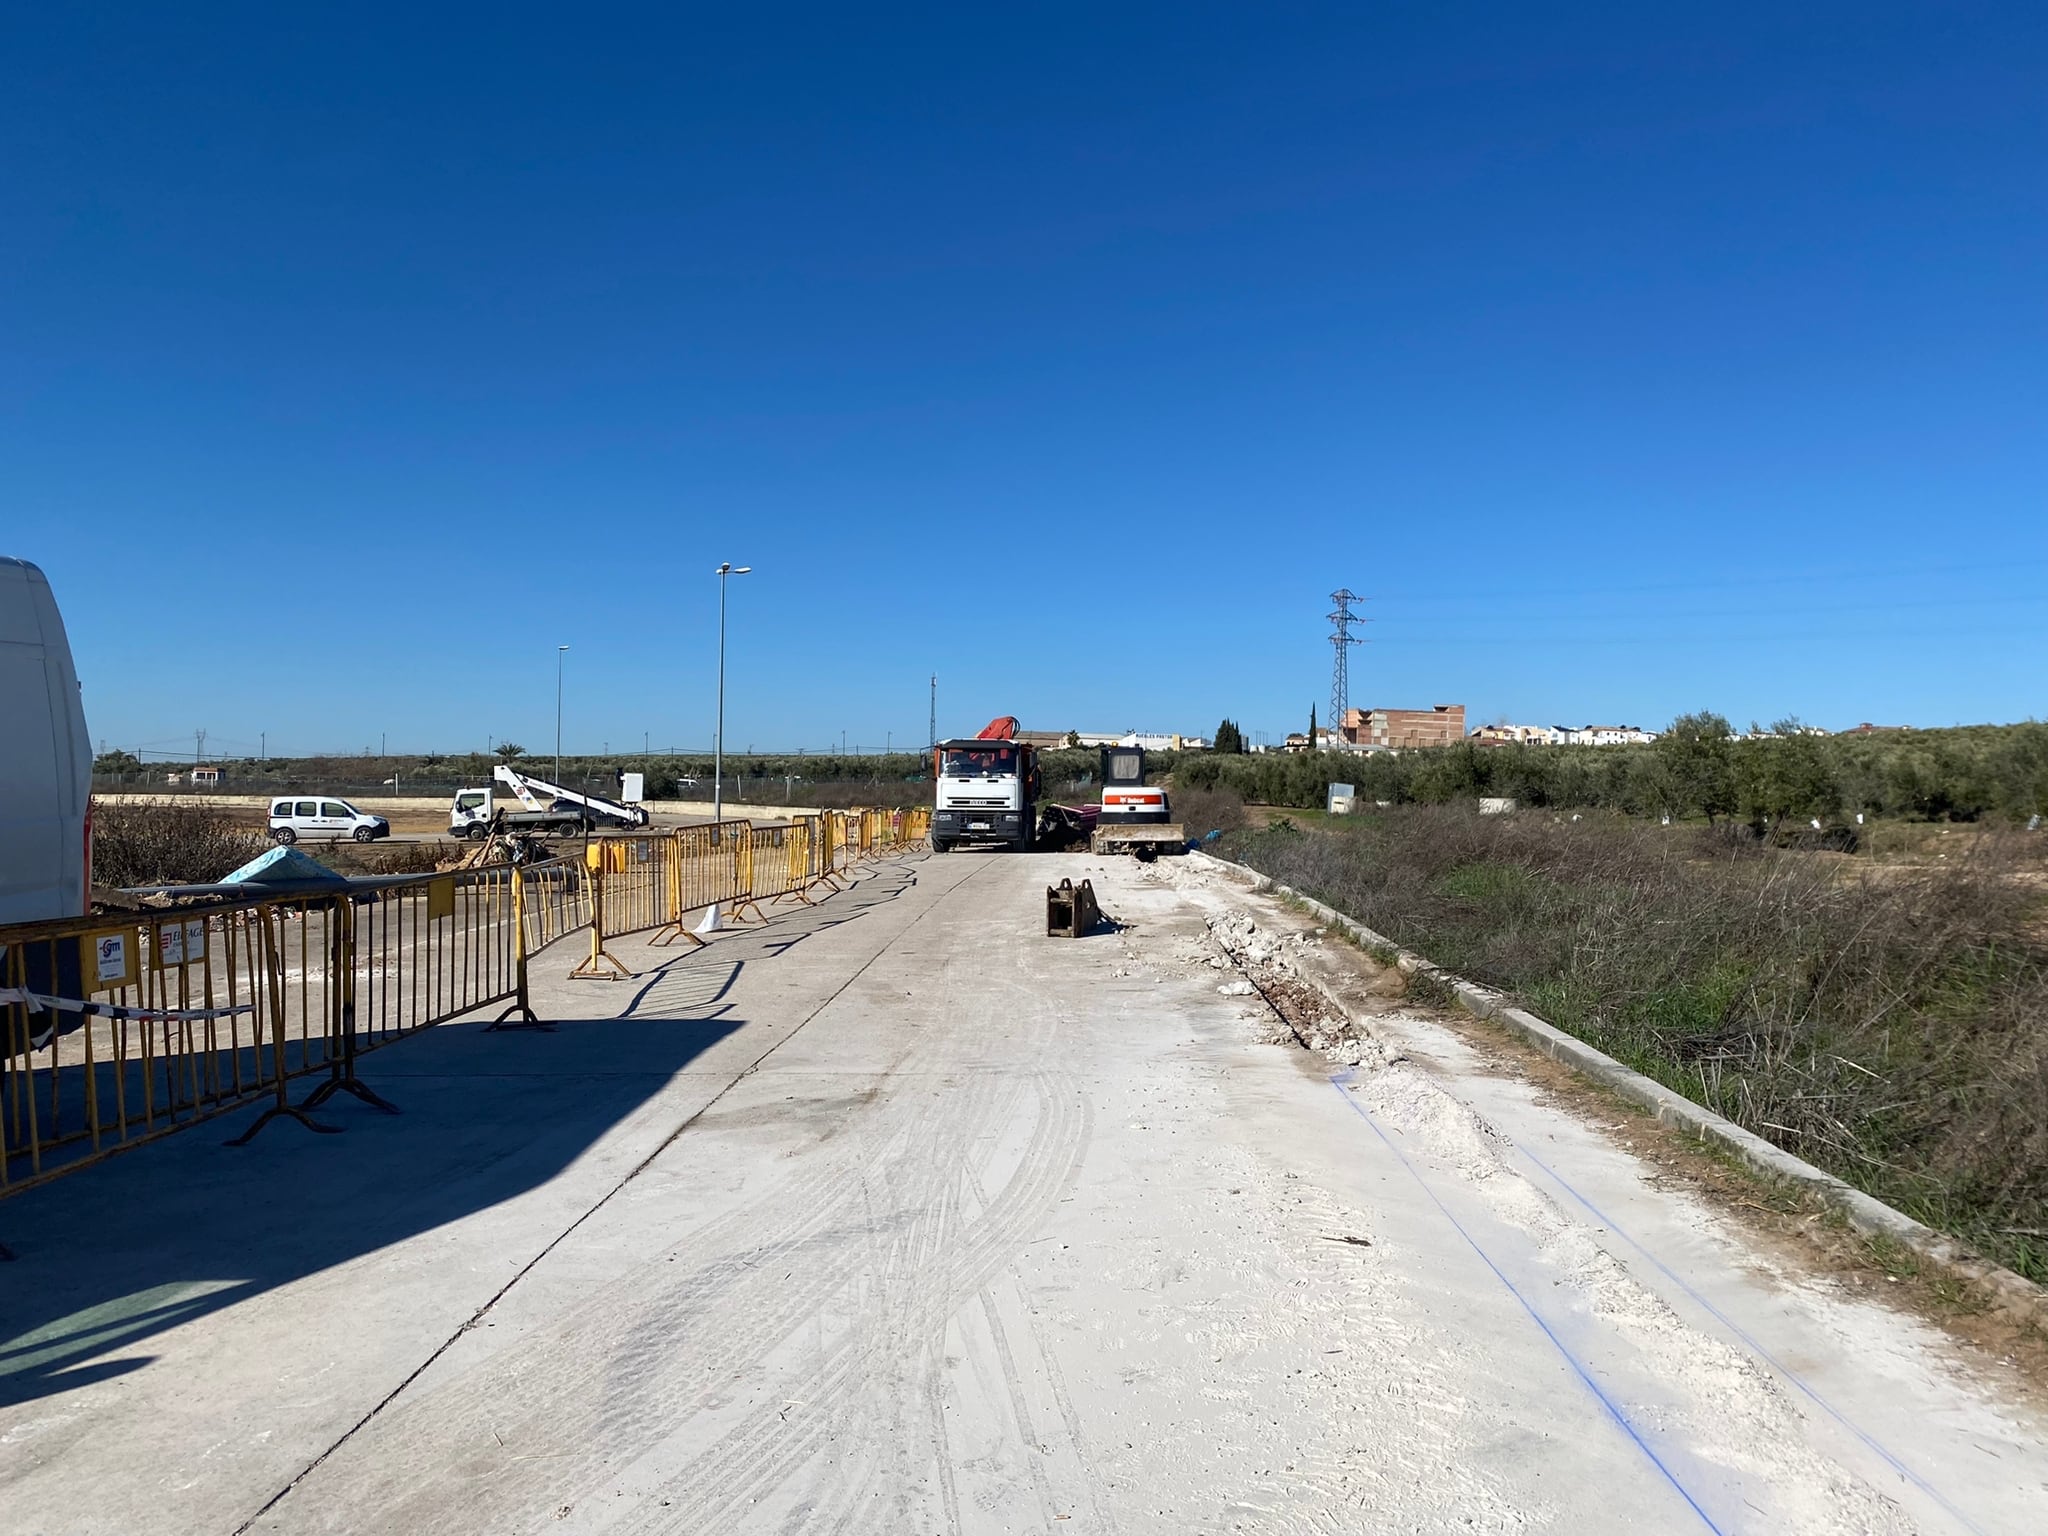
top-left (1220, 804), bottom-right (2048, 1282)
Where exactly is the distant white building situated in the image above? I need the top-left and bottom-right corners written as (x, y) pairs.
top-left (1553, 725), bottom-right (1659, 746)
top-left (1739, 724), bottom-right (1832, 741)
top-left (1065, 731), bottom-right (1208, 751)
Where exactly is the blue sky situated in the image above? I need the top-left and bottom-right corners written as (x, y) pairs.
top-left (5, 3), bottom-right (2043, 758)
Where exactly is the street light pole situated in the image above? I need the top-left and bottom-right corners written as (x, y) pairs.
top-left (714, 563), bottom-right (751, 821)
top-left (555, 645), bottom-right (570, 783)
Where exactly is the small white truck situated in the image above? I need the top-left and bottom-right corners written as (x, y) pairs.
top-left (449, 765), bottom-right (650, 840)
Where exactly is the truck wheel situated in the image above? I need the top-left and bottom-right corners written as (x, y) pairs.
top-left (353, 826), bottom-right (377, 843)
top-left (464, 824), bottom-right (488, 841)
top-left (930, 837), bottom-right (950, 854)
top-left (273, 827), bottom-right (297, 845)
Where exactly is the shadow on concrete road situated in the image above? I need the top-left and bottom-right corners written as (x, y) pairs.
top-left (0, 861), bottom-right (928, 1412)
top-left (0, 1009), bottom-right (743, 1409)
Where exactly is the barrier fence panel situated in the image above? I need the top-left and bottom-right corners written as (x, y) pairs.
top-left (515, 851), bottom-right (589, 957)
top-left (4, 811), bottom-right (937, 1191)
top-left (1, 860), bottom-right (559, 1192)
top-left (1, 899), bottom-right (341, 1189)
top-left (652, 822), bottom-right (750, 945)
top-left (353, 863), bottom-right (535, 1047)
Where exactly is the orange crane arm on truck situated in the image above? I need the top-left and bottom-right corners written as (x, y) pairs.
top-left (976, 716), bottom-right (1021, 741)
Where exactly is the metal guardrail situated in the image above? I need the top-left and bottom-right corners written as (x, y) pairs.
top-left (1, 807), bottom-right (933, 1206)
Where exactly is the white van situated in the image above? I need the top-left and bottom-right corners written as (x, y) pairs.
top-left (268, 798), bottom-right (392, 845)
top-left (0, 557), bottom-right (94, 923)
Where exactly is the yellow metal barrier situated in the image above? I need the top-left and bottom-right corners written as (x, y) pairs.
top-left (575, 807), bottom-right (928, 969)
top-left (2, 862), bottom-right (543, 1191)
top-left (1, 810), bottom-right (937, 1194)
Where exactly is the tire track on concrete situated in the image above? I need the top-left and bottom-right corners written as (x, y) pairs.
top-left (966, 1158), bottom-right (1121, 1536)
top-left (619, 1074), bottom-right (1064, 1528)
top-left (236, 855), bottom-right (983, 1536)
top-left (624, 1068), bottom-right (1089, 1534)
top-left (269, 1048), bottom-right (1005, 1531)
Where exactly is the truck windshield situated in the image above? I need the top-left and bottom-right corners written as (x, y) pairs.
top-left (943, 747), bottom-right (1017, 776)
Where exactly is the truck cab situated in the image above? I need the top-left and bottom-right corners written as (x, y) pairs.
top-left (931, 738), bottom-right (1039, 852)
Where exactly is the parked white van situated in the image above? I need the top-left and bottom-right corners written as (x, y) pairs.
top-left (0, 557), bottom-right (93, 923)
top-left (268, 798), bottom-right (391, 844)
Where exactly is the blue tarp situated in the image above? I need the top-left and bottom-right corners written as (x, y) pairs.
top-left (219, 845), bottom-right (352, 890)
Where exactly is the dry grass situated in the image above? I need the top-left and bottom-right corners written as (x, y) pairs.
top-left (1224, 805), bottom-right (2048, 1283)
top-left (91, 798), bottom-right (271, 887)
top-left (1171, 784), bottom-right (1250, 840)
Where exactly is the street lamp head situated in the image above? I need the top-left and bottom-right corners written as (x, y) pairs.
top-left (557, 644), bottom-right (570, 652)
top-left (716, 563), bottom-right (753, 575)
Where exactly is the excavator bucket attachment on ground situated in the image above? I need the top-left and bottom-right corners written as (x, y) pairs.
top-left (1045, 877), bottom-right (1102, 938)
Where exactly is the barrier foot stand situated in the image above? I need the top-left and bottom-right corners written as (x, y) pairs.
top-left (302, 1008), bottom-right (400, 1114)
top-left (771, 885), bottom-right (816, 907)
top-left (488, 882), bottom-right (555, 1028)
top-left (650, 921), bottom-right (708, 949)
top-left (303, 1072), bottom-right (400, 1116)
top-left (488, 954), bottom-right (552, 1027)
top-left (569, 933), bottom-right (634, 980)
top-left (570, 950), bottom-right (633, 980)
top-left (487, 996), bottom-right (553, 1031)
top-left (226, 1103), bottom-right (342, 1146)
top-left (726, 898), bottom-right (768, 926)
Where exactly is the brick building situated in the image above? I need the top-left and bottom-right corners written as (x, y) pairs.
top-left (1342, 704), bottom-right (1466, 749)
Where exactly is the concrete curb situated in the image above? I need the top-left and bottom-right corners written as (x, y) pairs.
top-left (1193, 852), bottom-right (2048, 1327)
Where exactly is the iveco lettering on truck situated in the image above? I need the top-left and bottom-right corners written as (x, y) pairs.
top-left (930, 716), bottom-right (1039, 852)
top-left (0, 556), bottom-right (93, 922)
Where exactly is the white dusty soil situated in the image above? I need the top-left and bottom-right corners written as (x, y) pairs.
top-left (2, 850), bottom-right (2043, 1534)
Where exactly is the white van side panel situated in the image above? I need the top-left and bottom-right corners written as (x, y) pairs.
top-left (0, 557), bottom-right (92, 923)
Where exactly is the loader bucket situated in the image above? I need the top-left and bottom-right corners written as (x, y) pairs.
top-left (1045, 877), bottom-right (1101, 938)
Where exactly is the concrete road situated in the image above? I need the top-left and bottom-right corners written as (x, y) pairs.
top-left (2, 852), bottom-right (2043, 1533)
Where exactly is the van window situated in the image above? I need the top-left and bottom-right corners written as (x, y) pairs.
top-left (272, 800), bottom-right (291, 816)
top-left (321, 802), bottom-right (351, 818)
top-left (295, 801), bottom-right (317, 816)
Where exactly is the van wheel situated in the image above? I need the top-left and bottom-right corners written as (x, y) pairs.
top-left (273, 827), bottom-right (297, 845)
top-left (353, 826), bottom-right (377, 843)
